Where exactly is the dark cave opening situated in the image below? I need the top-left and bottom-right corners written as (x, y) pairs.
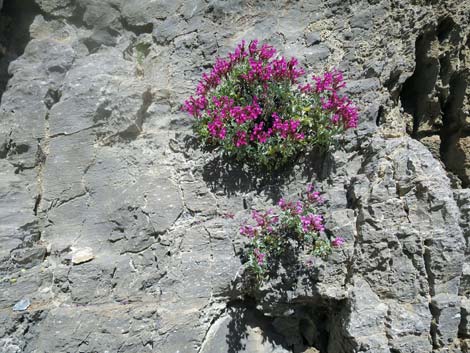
top-left (218, 296), bottom-right (339, 353)
top-left (0, 0), bottom-right (40, 104)
top-left (399, 18), bottom-right (469, 188)
top-left (440, 71), bottom-right (469, 187)
top-left (399, 25), bottom-right (440, 139)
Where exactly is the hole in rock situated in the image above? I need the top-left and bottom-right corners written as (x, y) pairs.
top-left (200, 298), bottom-right (342, 353)
top-left (0, 0), bottom-right (40, 104)
top-left (399, 19), bottom-right (470, 187)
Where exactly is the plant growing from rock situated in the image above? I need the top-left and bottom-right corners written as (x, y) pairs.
top-left (182, 39), bottom-right (358, 169)
top-left (240, 184), bottom-right (344, 280)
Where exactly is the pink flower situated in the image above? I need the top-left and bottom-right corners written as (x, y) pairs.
top-left (250, 121), bottom-right (272, 143)
top-left (300, 213), bottom-right (324, 232)
top-left (207, 115), bottom-right (227, 139)
top-left (331, 114), bottom-right (340, 124)
top-left (234, 130), bottom-right (248, 147)
top-left (295, 201), bottom-right (304, 215)
top-left (312, 69), bottom-right (344, 93)
top-left (240, 225), bottom-right (256, 238)
top-left (254, 248), bottom-right (266, 265)
top-left (259, 43), bottom-right (276, 60)
top-left (249, 39), bottom-right (259, 56)
top-left (331, 237), bottom-right (345, 247)
top-left (182, 95), bottom-right (207, 117)
top-left (300, 215), bottom-right (311, 232)
top-left (184, 39), bottom-right (359, 171)
top-left (196, 82), bottom-right (207, 96)
top-left (299, 83), bottom-right (312, 93)
top-left (307, 191), bottom-right (324, 204)
top-left (312, 215), bottom-right (324, 232)
top-left (310, 69), bottom-right (358, 130)
top-left (305, 184), bottom-right (324, 204)
top-left (251, 210), bottom-right (266, 227)
top-left (237, 182), bottom-right (341, 278)
top-left (228, 40), bottom-right (247, 63)
top-left (271, 113), bottom-right (303, 140)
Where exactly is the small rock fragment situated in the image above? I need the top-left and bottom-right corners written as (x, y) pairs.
top-left (71, 247), bottom-right (95, 265)
top-left (13, 298), bottom-right (31, 311)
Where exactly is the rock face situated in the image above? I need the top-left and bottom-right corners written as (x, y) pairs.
top-left (398, 12), bottom-right (470, 187)
top-left (0, 0), bottom-right (469, 352)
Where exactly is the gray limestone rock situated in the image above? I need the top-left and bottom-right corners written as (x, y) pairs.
top-left (34, 0), bottom-right (74, 18)
top-left (200, 305), bottom-right (291, 353)
top-left (71, 247), bottom-right (94, 265)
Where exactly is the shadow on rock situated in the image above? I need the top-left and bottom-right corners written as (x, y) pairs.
top-left (182, 133), bottom-right (335, 198)
top-left (227, 239), bottom-right (341, 352)
top-left (222, 294), bottom-right (337, 353)
top-left (241, 238), bottom-right (322, 305)
top-left (225, 300), bottom-right (291, 353)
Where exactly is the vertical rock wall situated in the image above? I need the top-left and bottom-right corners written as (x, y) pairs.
top-left (0, 0), bottom-right (469, 352)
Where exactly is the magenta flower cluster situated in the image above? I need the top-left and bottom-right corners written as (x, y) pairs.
top-left (240, 184), bottom-right (345, 278)
top-left (311, 69), bottom-right (358, 128)
top-left (182, 39), bottom-right (359, 168)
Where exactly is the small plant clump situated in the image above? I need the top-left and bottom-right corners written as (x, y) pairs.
top-left (239, 184), bottom-right (344, 279)
top-left (182, 39), bottom-right (358, 169)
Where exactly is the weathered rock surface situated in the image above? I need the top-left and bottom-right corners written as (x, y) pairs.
top-left (0, 0), bottom-right (469, 352)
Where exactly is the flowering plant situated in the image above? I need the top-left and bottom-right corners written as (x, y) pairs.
top-left (240, 184), bottom-right (344, 279)
top-left (183, 40), bottom-right (358, 169)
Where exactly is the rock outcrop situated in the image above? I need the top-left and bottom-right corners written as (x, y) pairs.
top-left (0, 0), bottom-right (469, 352)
